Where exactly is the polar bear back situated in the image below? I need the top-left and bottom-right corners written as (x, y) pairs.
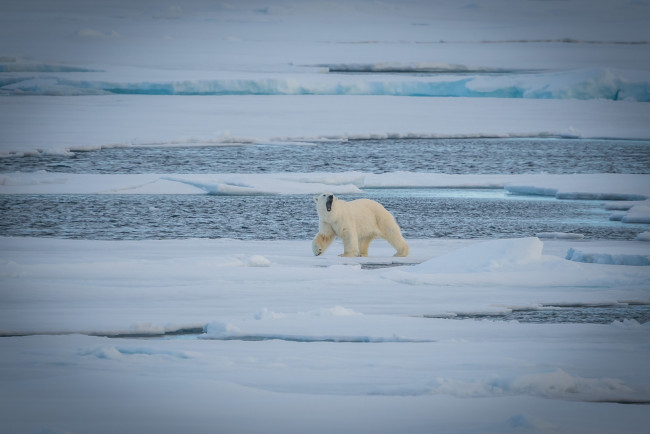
top-left (343, 199), bottom-right (399, 235)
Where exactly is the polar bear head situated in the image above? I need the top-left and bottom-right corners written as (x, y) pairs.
top-left (314, 192), bottom-right (336, 214)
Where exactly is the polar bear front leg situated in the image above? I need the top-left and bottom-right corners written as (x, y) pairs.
top-left (312, 232), bottom-right (335, 256)
top-left (339, 228), bottom-right (360, 257)
top-left (313, 222), bottom-right (336, 256)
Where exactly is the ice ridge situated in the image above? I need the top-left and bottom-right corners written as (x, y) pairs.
top-left (2, 68), bottom-right (648, 101)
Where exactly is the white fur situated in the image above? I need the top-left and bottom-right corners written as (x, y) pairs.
top-left (312, 193), bottom-right (409, 257)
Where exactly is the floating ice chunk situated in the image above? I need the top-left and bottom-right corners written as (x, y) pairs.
top-left (505, 185), bottom-right (558, 197)
top-left (536, 232), bottom-right (584, 240)
top-left (204, 321), bottom-right (242, 339)
top-left (610, 319), bottom-right (645, 329)
top-left (622, 201), bottom-right (650, 224)
top-left (636, 232), bottom-right (650, 242)
top-left (505, 174), bottom-right (650, 201)
top-left (566, 247), bottom-right (650, 266)
top-left (246, 255), bottom-right (271, 267)
top-left (315, 306), bottom-right (361, 317)
top-left (78, 346), bottom-right (124, 360)
top-left (254, 308), bottom-right (286, 320)
top-left (609, 212), bottom-right (626, 221)
top-left (604, 201), bottom-right (636, 211)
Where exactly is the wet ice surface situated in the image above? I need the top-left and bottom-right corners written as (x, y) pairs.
top-left (424, 304), bottom-right (650, 324)
top-left (2, 138), bottom-right (649, 174)
top-left (5, 305), bottom-right (644, 340)
top-left (122, 304), bottom-right (650, 339)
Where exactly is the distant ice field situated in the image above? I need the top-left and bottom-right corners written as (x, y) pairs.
top-left (2, 138), bottom-right (649, 174)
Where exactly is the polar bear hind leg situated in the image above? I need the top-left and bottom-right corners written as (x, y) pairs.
top-left (390, 237), bottom-right (409, 257)
top-left (382, 225), bottom-right (409, 257)
top-left (359, 236), bottom-right (375, 257)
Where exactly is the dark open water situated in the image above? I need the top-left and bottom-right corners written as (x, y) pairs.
top-left (2, 138), bottom-right (649, 174)
top-left (1, 138), bottom-right (649, 240)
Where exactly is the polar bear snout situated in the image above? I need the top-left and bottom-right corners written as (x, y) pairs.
top-left (314, 193), bottom-right (335, 213)
top-left (325, 194), bottom-right (333, 212)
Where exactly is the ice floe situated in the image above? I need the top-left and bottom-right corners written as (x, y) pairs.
top-left (1, 172), bottom-right (649, 202)
top-left (566, 245), bottom-right (650, 266)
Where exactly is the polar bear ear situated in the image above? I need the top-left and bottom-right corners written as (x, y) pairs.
top-left (313, 195), bottom-right (319, 203)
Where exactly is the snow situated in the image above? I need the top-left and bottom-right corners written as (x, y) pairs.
top-left (2, 0), bottom-right (650, 432)
top-left (384, 238), bottom-right (650, 289)
top-left (245, 254), bottom-right (272, 267)
top-left (401, 237), bottom-right (545, 274)
top-left (1, 236), bottom-right (650, 433)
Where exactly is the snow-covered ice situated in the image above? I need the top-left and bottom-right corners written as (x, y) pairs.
top-left (1, 236), bottom-right (650, 433)
top-left (2, 95), bottom-right (649, 157)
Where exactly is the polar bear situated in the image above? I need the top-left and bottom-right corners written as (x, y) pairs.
top-left (312, 193), bottom-right (409, 257)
